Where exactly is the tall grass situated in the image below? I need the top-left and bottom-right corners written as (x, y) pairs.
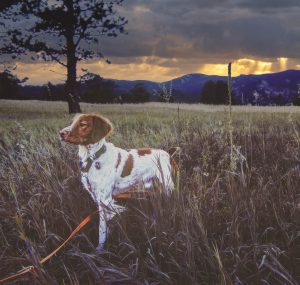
top-left (0, 100), bottom-right (299, 284)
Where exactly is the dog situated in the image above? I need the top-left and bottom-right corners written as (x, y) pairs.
top-left (59, 113), bottom-right (179, 251)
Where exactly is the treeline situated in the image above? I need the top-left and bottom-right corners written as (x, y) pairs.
top-left (0, 71), bottom-right (181, 103)
top-left (81, 75), bottom-right (151, 103)
top-left (0, 70), bottom-right (233, 104)
top-left (1, 70), bottom-right (300, 105)
top-left (0, 70), bottom-right (28, 99)
top-left (0, 71), bottom-right (152, 103)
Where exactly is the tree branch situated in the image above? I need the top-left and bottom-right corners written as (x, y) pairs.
top-left (50, 54), bottom-right (67, 67)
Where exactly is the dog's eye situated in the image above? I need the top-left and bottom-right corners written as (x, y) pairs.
top-left (80, 122), bottom-right (88, 127)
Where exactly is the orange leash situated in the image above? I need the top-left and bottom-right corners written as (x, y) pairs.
top-left (0, 210), bottom-right (99, 284)
top-left (0, 192), bottom-right (144, 284)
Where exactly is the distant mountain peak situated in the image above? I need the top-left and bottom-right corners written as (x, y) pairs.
top-left (112, 69), bottom-right (300, 105)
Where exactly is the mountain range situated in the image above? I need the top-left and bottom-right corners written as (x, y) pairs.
top-left (21, 70), bottom-right (300, 105)
top-left (112, 70), bottom-right (300, 105)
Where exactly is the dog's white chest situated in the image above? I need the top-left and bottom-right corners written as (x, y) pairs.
top-left (82, 163), bottom-right (115, 202)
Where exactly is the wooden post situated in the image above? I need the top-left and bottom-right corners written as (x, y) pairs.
top-left (228, 62), bottom-right (234, 170)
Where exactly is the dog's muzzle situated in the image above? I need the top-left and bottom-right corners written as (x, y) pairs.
top-left (59, 127), bottom-right (71, 141)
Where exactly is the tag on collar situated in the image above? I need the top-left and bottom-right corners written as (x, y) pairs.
top-left (81, 145), bottom-right (106, 173)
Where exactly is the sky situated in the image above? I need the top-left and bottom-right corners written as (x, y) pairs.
top-left (1, 0), bottom-right (300, 85)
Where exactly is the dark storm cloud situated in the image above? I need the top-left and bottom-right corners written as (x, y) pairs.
top-left (238, 0), bottom-right (300, 9)
top-left (98, 0), bottom-right (300, 61)
top-left (1, 0), bottom-right (300, 65)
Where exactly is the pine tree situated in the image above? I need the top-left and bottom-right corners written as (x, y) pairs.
top-left (0, 0), bottom-right (127, 113)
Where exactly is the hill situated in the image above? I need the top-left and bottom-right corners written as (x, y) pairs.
top-left (4, 69), bottom-right (299, 105)
top-left (112, 70), bottom-right (300, 104)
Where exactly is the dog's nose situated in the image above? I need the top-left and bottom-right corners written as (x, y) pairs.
top-left (59, 128), bottom-right (70, 139)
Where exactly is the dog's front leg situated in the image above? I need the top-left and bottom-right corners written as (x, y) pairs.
top-left (96, 202), bottom-right (125, 253)
top-left (96, 206), bottom-right (107, 252)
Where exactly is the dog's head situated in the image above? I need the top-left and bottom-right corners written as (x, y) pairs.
top-left (59, 114), bottom-right (113, 145)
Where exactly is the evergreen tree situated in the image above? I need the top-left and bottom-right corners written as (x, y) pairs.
top-left (200, 80), bottom-right (216, 104)
top-left (215, 80), bottom-right (228, 104)
top-left (130, 83), bottom-right (150, 103)
top-left (81, 75), bottom-right (116, 103)
top-left (0, 69), bottom-right (27, 99)
top-left (200, 80), bottom-right (237, 105)
top-left (0, 0), bottom-right (127, 113)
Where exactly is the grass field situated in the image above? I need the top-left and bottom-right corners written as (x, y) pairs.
top-left (0, 99), bottom-right (300, 284)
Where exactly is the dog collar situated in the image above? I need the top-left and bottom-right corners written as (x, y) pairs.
top-left (80, 145), bottom-right (106, 173)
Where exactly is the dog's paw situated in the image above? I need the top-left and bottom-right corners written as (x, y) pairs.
top-left (96, 243), bottom-right (104, 253)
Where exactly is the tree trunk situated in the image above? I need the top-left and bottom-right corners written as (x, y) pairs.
top-left (66, 52), bottom-right (81, 114)
top-left (65, 0), bottom-right (81, 114)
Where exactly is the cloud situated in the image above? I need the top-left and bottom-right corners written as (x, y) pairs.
top-left (95, 0), bottom-right (300, 64)
top-left (238, 0), bottom-right (300, 10)
top-left (1, 0), bottom-right (300, 84)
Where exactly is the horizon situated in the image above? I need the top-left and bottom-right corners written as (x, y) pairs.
top-left (20, 67), bottom-right (300, 86)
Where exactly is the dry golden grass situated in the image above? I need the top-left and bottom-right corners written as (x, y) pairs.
top-left (0, 100), bottom-right (299, 284)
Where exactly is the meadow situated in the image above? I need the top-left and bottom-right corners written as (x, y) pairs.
top-left (0, 99), bottom-right (299, 284)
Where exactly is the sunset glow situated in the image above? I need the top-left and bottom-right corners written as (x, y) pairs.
top-left (278, 57), bottom-right (288, 71)
top-left (14, 56), bottom-right (299, 85)
top-left (199, 58), bottom-right (274, 77)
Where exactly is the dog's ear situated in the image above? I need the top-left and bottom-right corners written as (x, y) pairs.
top-left (90, 115), bottom-right (113, 143)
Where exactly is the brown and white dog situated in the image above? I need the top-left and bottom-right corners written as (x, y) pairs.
top-left (59, 113), bottom-right (179, 251)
